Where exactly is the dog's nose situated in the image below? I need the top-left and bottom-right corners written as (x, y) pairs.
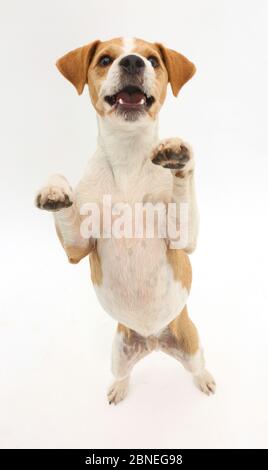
top-left (119, 54), bottom-right (145, 75)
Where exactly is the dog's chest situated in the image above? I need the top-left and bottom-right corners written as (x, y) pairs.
top-left (111, 157), bottom-right (172, 203)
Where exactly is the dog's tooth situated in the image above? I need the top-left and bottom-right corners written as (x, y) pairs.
top-left (140, 98), bottom-right (145, 105)
top-left (118, 98), bottom-right (124, 104)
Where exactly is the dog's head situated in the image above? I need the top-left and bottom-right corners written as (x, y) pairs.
top-left (56, 38), bottom-right (195, 123)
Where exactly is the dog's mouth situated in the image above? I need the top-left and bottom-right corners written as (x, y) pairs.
top-left (104, 85), bottom-right (155, 110)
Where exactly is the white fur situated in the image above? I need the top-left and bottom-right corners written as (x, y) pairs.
top-left (123, 37), bottom-right (134, 54)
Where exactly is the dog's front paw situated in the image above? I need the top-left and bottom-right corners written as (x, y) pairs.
top-left (151, 138), bottom-right (194, 177)
top-left (35, 175), bottom-right (74, 212)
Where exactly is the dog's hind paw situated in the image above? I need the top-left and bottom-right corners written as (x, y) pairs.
top-left (194, 370), bottom-right (216, 395)
top-left (107, 377), bottom-right (129, 405)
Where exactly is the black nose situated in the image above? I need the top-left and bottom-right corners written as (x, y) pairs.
top-left (119, 54), bottom-right (145, 74)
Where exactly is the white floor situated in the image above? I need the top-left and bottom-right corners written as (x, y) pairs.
top-left (1, 0), bottom-right (268, 450)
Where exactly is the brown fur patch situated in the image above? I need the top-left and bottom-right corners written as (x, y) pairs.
top-left (90, 38), bottom-right (124, 67)
top-left (89, 248), bottom-right (103, 285)
top-left (133, 38), bottom-right (168, 118)
top-left (56, 40), bottom-right (100, 95)
top-left (156, 43), bottom-right (196, 97)
top-left (175, 171), bottom-right (185, 178)
top-left (168, 305), bottom-right (199, 355)
top-left (65, 245), bottom-right (91, 264)
top-left (117, 323), bottom-right (133, 342)
top-left (87, 38), bottom-right (124, 114)
top-left (175, 169), bottom-right (193, 179)
top-left (134, 38), bottom-right (195, 100)
top-left (166, 247), bottom-right (192, 291)
top-left (56, 38), bottom-right (124, 114)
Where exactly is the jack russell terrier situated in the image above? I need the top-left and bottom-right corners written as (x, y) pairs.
top-left (36, 37), bottom-right (215, 404)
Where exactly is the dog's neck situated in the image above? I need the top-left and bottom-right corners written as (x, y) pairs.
top-left (97, 116), bottom-right (159, 190)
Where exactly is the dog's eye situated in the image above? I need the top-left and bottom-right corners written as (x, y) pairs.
top-left (99, 55), bottom-right (113, 67)
top-left (147, 56), bottom-right (159, 68)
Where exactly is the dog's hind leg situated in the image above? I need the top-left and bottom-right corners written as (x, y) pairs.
top-left (158, 306), bottom-right (216, 395)
top-left (108, 324), bottom-right (153, 405)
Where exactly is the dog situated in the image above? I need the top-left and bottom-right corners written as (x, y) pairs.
top-left (36, 37), bottom-right (215, 404)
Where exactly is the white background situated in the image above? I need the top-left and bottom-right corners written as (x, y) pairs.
top-left (0, 0), bottom-right (268, 449)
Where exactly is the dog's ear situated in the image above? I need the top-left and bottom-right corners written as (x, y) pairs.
top-left (156, 43), bottom-right (196, 97)
top-left (56, 40), bottom-right (100, 95)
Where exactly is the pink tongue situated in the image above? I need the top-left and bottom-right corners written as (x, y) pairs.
top-left (116, 91), bottom-right (144, 104)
